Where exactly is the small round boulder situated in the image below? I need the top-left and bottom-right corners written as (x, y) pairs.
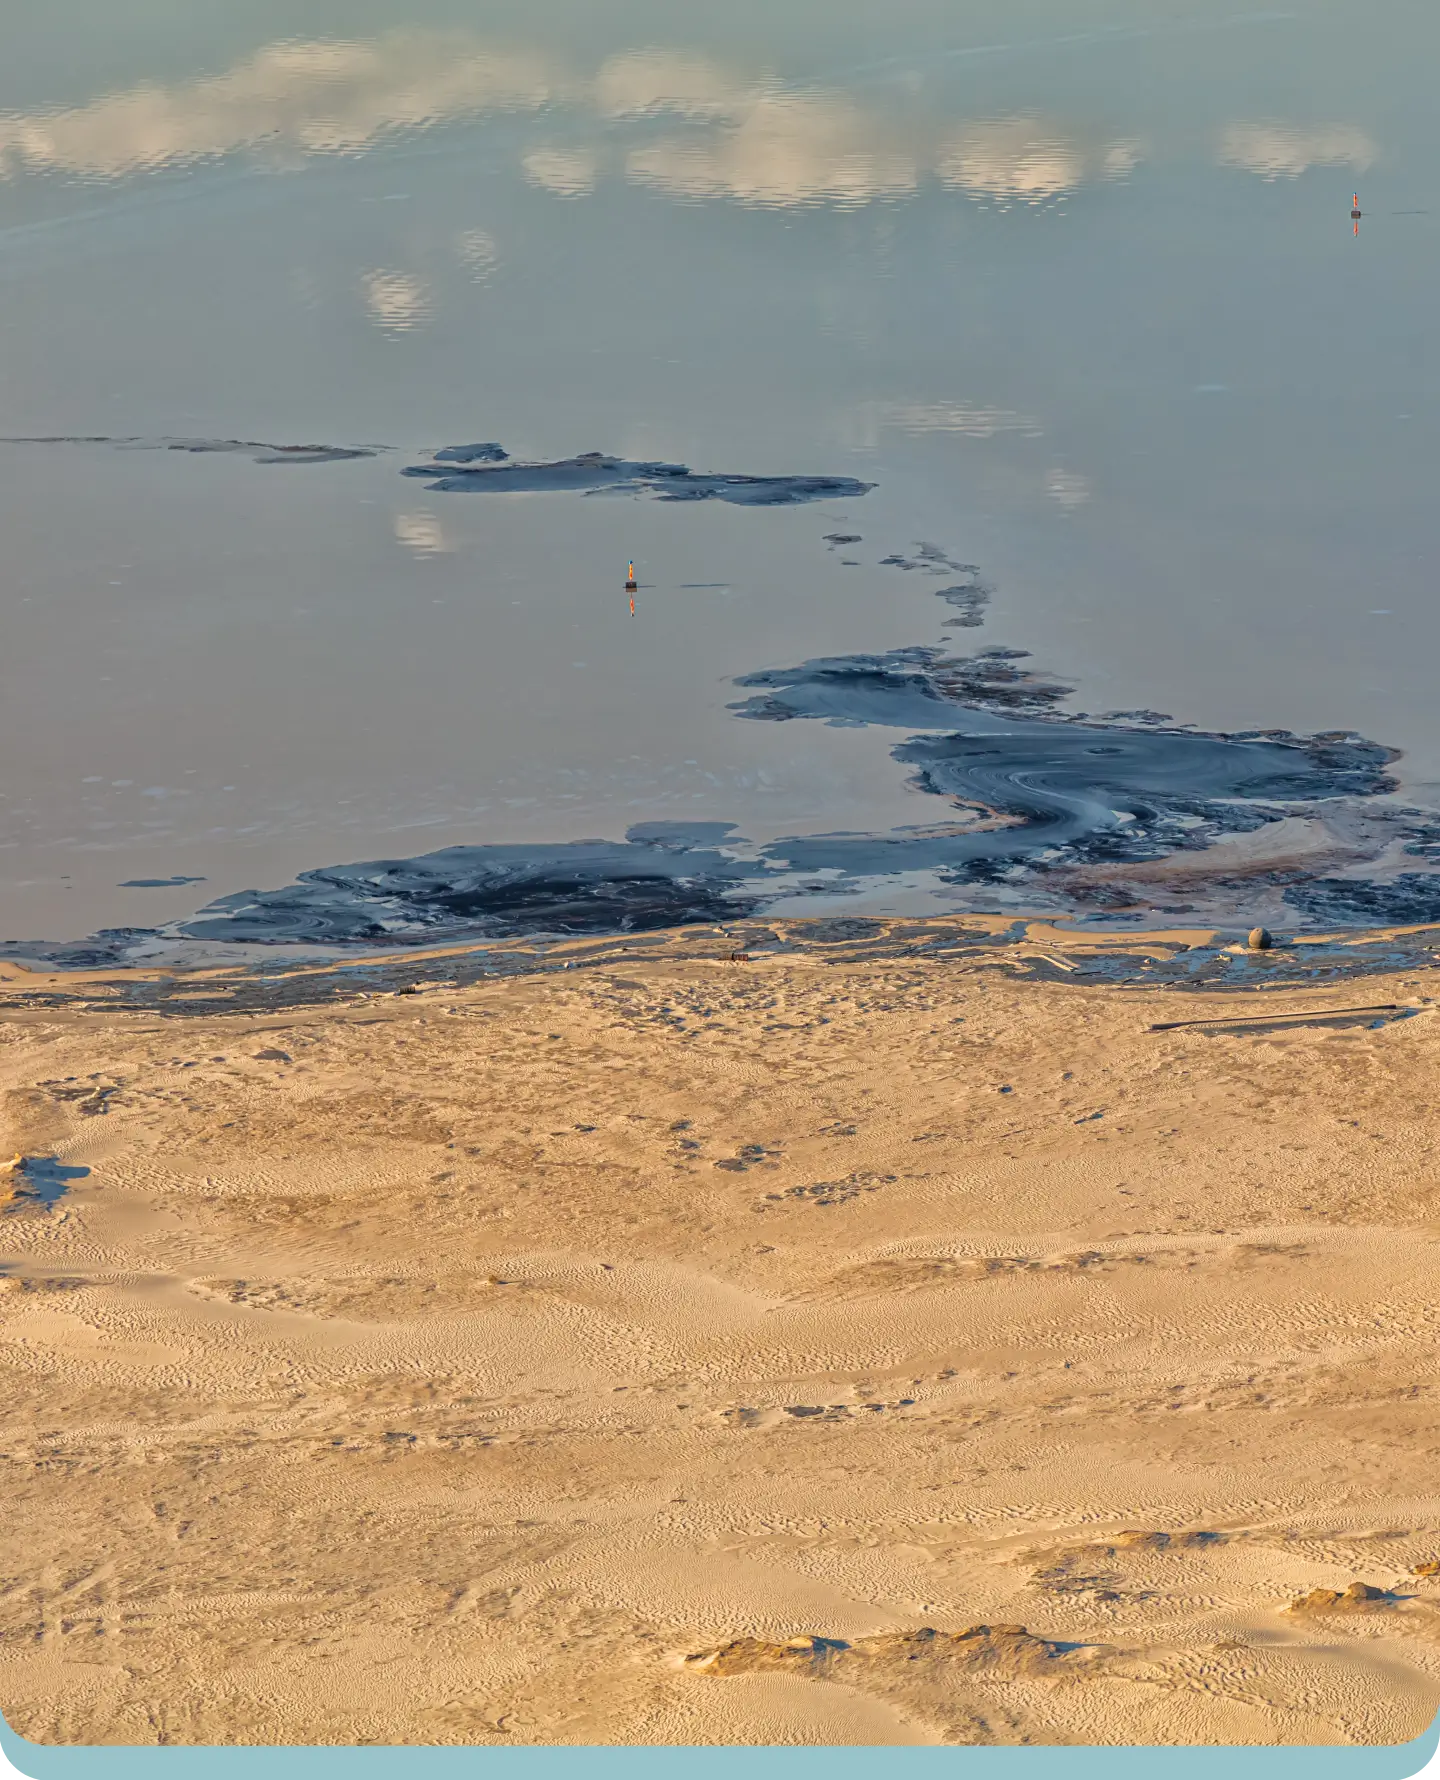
top-left (1247, 926), bottom-right (1274, 951)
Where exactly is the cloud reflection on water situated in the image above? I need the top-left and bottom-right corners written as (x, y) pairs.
top-left (453, 228), bottom-right (500, 283)
top-left (393, 511), bottom-right (450, 556)
top-left (523, 145), bottom-right (601, 198)
top-left (0, 28), bottom-right (1144, 213)
top-left (594, 48), bottom-right (753, 121)
top-left (0, 33), bottom-right (569, 179)
top-left (938, 117), bottom-right (1085, 205)
top-left (0, 25), bottom-right (1381, 218)
top-left (1218, 121), bottom-right (1377, 180)
top-left (626, 92), bottom-right (919, 209)
top-left (362, 268), bottom-right (431, 334)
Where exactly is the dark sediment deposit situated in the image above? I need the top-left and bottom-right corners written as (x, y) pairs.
top-left (727, 646), bottom-right (1434, 904)
top-left (1, 929), bottom-right (168, 970)
top-left (8, 640), bottom-right (1440, 967)
top-left (879, 542), bottom-right (976, 576)
top-left (402, 447), bottom-right (874, 505)
top-left (1283, 874), bottom-right (1440, 925)
top-left (0, 435), bottom-right (381, 464)
top-left (938, 581), bottom-right (991, 628)
top-left (169, 825), bottom-right (767, 949)
top-left (0, 433), bottom-right (871, 502)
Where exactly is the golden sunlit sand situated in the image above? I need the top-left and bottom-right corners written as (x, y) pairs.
top-left (2, 922), bottom-right (1439, 1745)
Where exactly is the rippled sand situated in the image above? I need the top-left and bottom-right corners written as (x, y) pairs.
top-left (2, 927), bottom-right (1439, 1746)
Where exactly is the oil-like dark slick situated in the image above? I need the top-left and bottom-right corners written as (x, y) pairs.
top-left (1283, 874), bottom-right (1440, 926)
top-left (402, 446), bottom-right (875, 505)
top-left (0, 435), bottom-right (383, 463)
top-left (2, 467), bottom-right (1435, 963)
top-left (730, 645), bottom-right (1440, 915)
top-left (7, 640), bottom-right (1439, 966)
top-left (0, 434), bottom-right (874, 502)
top-left (170, 824), bottom-right (765, 949)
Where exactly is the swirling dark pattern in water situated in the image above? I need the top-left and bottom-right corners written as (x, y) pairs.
top-left (730, 647), bottom-right (1398, 882)
top-left (140, 649), bottom-right (1407, 953)
top-left (2, 647), bottom-right (1433, 967)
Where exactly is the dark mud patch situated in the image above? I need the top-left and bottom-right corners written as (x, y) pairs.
top-left (939, 580), bottom-right (991, 628)
top-left (3, 615), bottom-right (1436, 974)
top-left (880, 542), bottom-right (976, 576)
top-left (731, 646), bottom-right (1072, 727)
top-left (171, 823), bottom-right (767, 948)
top-left (1, 435), bottom-right (381, 464)
top-left (2, 912), bottom-right (1437, 1019)
top-left (403, 447), bottom-right (874, 505)
top-left (730, 645), bottom-right (1417, 904)
top-left (0, 927), bottom-right (165, 970)
top-left (869, 544), bottom-right (995, 624)
top-left (1284, 875), bottom-right (1440, 926)
top-left (2, 434), bottom-right (870, 506)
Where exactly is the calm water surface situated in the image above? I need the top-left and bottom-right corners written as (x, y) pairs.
top-left (1, 0), bottom-right (1436, 952)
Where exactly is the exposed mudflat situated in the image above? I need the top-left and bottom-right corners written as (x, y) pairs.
top-left (8, 631), bottom-right (1436, 969)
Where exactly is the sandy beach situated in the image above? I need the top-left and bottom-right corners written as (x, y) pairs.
top-left (1, 919), bottom-right (1438, 1745)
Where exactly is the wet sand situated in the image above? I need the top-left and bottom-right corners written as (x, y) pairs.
top-left (2, 918), bottom-right (1440, 1745)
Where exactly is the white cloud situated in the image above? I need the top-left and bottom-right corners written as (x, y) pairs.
top-left (1218, 122), bottom-right (1377, 181)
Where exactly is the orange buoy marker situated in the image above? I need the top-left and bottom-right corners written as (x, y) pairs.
top-left (1352, 193), bottom-right (1362, 235)
top-left (625, 562), bottom-right (637, 590)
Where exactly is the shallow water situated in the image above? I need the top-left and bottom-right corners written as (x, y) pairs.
top-left (2, 0), bottom-right (1437, 956)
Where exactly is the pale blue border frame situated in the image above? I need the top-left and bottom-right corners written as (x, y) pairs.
top-left (2, 1714), bottom-right (1436, 1778)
